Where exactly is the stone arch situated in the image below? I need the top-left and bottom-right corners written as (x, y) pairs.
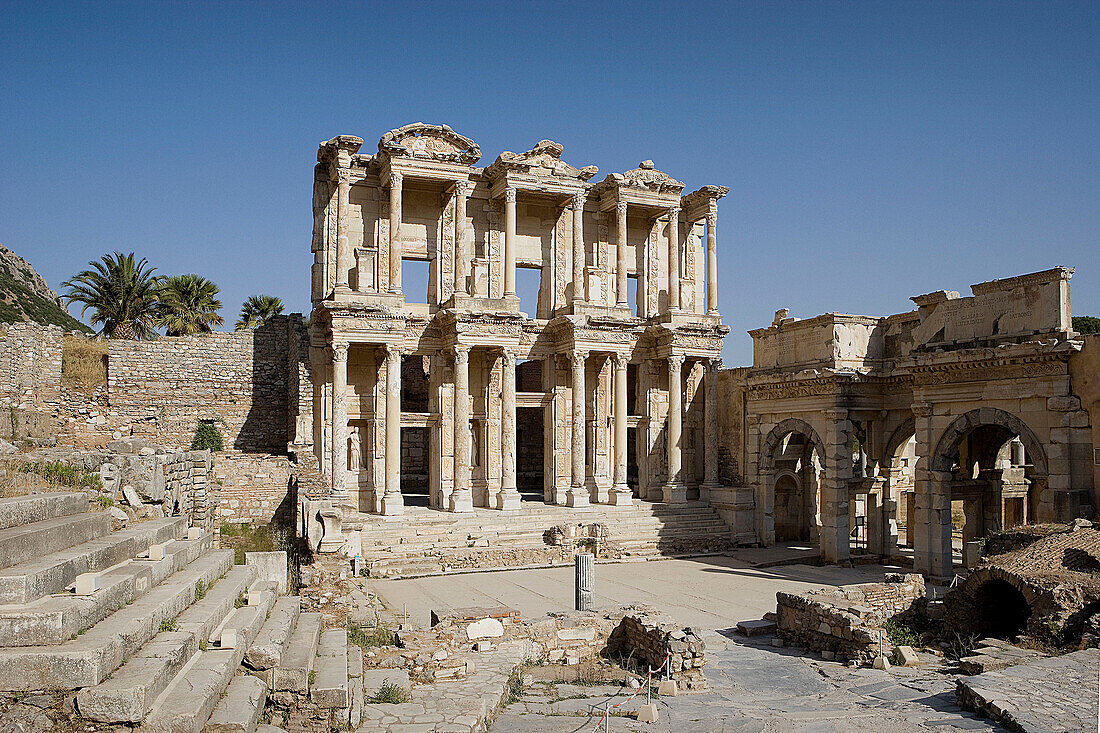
top-left (884, 417), bottom-right (916, 465)
top-left (930, 408), bottom-right (1048, 476)
top-left (760, 418), bottom-right (825, 471)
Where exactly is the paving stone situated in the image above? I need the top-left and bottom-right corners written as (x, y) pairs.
top-left (273, 611), bottom-right (320, 692)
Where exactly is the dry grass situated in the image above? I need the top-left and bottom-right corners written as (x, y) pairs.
top-left (61, 333), bottom-right (107, 394)
top-left (0, 459), bottom-right (101, 498)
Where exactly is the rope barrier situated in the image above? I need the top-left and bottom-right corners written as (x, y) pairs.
top-left (591, 651), bottom-right (672, 731)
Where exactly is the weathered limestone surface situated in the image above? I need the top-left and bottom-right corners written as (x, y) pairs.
top-left (204, 674), bottom-right (268, 733)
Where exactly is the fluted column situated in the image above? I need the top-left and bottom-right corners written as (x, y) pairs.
top-left (700, 358), bottom-right (721, 500)
top-left (609, 352), bottom-right (633, 506)
top-left (453, 181), bottom-right (468, 296)
top-left (705, 207), bottom-right (718, 314)
top-left (380, 344), bottom-right (404, 515)
top-left (450, 346), bottom-right (474, 512)
top-left (667, 207), bottom-right (680, 311)
top-left (663, 354), bottom-right (687, 504)
top-left (388, 172), bottom-right (403, 294)
top-left (571, 193), bottom-right (586, 305)
top-left (504, 187), bottom-right (517, 297)
top-left (335, 168), bottom-right (351, 291)
top-left (568, 350), bottom-right (590, 507)
top-left (615, 201), bottom-right (628, 307)
top-left (331, 342), bottom-right (349, 501)
top-left (496, 349), bottom-right (521, 510)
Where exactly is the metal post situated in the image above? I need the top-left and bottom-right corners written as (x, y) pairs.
top-left (575, 553), bottom-right (594, 611)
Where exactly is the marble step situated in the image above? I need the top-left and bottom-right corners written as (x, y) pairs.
top-left (0, 516), bottom-right (187, 604)
top-left (273, 612), bottom-right (321, 692)
top-left (310, 628), bottom-right (348, 709)
top-left (0, 533), bottom-right (212, 647)
top-left (0, 492), bottom-right (88, 531)
top-left (139, 587), bottom-right (275, 733)
top-left (244, 596), bottom-right (300, 672)
top-left (204, 674), bottom-right (268, 733)
top-left (0, 548), bottom-right (233, 691)
top-left (0, 511), bottom-right (113, 571)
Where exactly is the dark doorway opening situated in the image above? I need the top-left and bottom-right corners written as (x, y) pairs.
top-left (400, 426), bottom-right (430, 506)
top-left (975, 579), bottom-right (1031, 639)
top-left (627, 426), bottom-right (639, 496)
top-left (401, 356), bottom-right (430, 413)
top-left (517, 407), bottom-right (544, 501)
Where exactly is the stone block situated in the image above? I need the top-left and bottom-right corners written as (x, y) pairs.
top-left (220, 628), bottom-right (238, 649)
top-left (187, 527), bottom-right (203, 540)
top-left (75, 572), bottom-right (101, 596)
top-left (736, 619), bottom-right (777, 637)
top-left (657, 679), bottom-right (678, 696)
top-left (895, 645), bottom-right (920, 667)
top-left (636, 703), bottom-right (659, 722)
top-left (245, 551), bottom-right (288, 594)
top-left (148, 544), bottom-right (166, 561)
top-left (466, 617), bottom-right (504, 640)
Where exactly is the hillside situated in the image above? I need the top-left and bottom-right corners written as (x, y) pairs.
top-left (0, 244), bottom-right (90, 332)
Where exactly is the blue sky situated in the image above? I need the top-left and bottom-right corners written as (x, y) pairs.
top-left (1, 1), bottom-right (1097, 364)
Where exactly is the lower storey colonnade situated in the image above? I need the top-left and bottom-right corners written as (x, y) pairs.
top-left (320, 342), bottom-right (723, 516)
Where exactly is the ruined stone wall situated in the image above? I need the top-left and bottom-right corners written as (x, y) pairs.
top-left (0, 322), bottom-right (62, 398)
top-left (604, 608), bottom-right (707, 688)
top-left (776, 574), bottom-right (925, 664)
top-left (212, 453), bottom-right (294, 525)
top-left (1069, 334), bottom-right (1100, 512)
top-left (107, 320), bottom-right (296, 453)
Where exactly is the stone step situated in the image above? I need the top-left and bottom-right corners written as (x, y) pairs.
top-left (204, 674), bottom-right (267, 733)
top-left (244, 596), bottom-right (300, 671)
top-left (139, 586), bottom-right (275, 733)
top-left (0, 533), bottom-right (213, 646)
top-left (273, 612), bottom-right (321, 692)
top-left (255, 726), bottom-right (286, 733)
top-left (311, 628), bottom-right (348, 709)
top-left (0, 516), bottom-right (187, 604)
top-left (0, 548), bottom-right (234, 691)
top-left (77, 566), bottom-right (259, 721)
top-left (0, 492), bottom-right (88, 531)
top-left (0, 511), bottom-right (113, 571)
top-left (348, 644), bottom-right (363, 729)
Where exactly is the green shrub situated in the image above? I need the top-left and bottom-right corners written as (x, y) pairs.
top-left (348, 620), bottom-right (395, 649)
top-left (367, 680), bottom-right (410, 704)
top-left (19, 460), bottom-right (101, 489)
top-left (883, 619), bottom-right (920, 647)
top-left (190, 421), bottom-right (223, 451)
top-left (159, 619), bottom-right (177, 633)
top-left (96, 495), bottom-right (114, 508)
top-left (194, 580), bottom-right (206, 601)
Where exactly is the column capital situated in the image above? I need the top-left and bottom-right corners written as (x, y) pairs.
top-left (500, 347), bottom-right (516, 365)
top-left (332, 342), bottom-right (349, 362)
top-left (453, 179), bottom-right (469, 195)
top-left (615, 201), bottom-right (628, 216)
top-left (611, 351), bottom-right (629, 369)
top-left (912, 402), bottom-right (934, 418)
top-left (571, 192), bottom-right (586, 210)
top-left (705, 208), bottom-right (718, 227)
top-left (384, 343), bottom-right (403, 360)
top-left (571, 350), bottom-right (588, 369)
top-left (668, 205), bottom-right (681, 218)
top-left (389, 171), bottom-right (403, 189)
top-left (504, 186), bottom-right (517, 203)
top-left (453, 344), bottom-right (470, 364)
top-left (668, 353), bottom-right (685, 370)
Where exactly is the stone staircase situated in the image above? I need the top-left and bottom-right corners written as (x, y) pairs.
top-left (0, 491), bottom-right (359, 733)
top-left (349, 500), bottom-right (736, 577)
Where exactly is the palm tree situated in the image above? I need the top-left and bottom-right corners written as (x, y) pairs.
top-left (62, 252), bottom-right (161, 339)
top-left (156, 274), bottom-right (224, 336)
top-left (236, 295), bottom-right (285, 330)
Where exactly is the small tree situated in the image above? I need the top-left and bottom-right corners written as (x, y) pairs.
top-left (190, 421), bottom-right (223, 451)
top-left (236, 295), bottom-right (285, 330)
top-left (1073, 316), bottom-right (1100, 335)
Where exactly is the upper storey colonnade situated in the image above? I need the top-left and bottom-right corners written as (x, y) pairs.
top-left (311, 124), bottom-right (727, 320)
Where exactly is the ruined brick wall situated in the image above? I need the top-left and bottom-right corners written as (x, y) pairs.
top-left (107, 320), bottom-right (296, 453)
top-left (213, 453), bottom-right (293, 525)
top-left (0, 322), bottom-right (62, 398)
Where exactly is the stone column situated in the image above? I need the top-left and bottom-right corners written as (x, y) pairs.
top-left (571, 193), bottom-right (586, 305)
top-left (821, 408), bottom-right (852, 563)
top-left (609, 353), bottom-right (633, 506)
top-left (568, 350), bottom-right (590, 507)
top-left (615, 201), bottom-right (628, 307)
top-left (335, 167), bottom-right (351, 291)
top-left (705, 208), bottom-right (718, 314)
top-left (453, 181), bottom-right (469, 296)
top-left (700, 358), bottom-right (721, 499)
top-left (667, 207), bottom-right (680, 312)
top-left (496, 349), bottom-right (521, 510)
top-left (504, 187), bottom-right (517, 297)
top-left (388, 172), bottom-right (403, 294)
top-left (380, 344), bottom-right (404, 516)
top-left (663, 354), bottom-right (686, 504)
top-left (450, 346), bottom-right (474, 512)
top-left (330, 342), bottom-right (349, 501)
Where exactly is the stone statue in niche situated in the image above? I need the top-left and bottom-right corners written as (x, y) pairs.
top-left (470, 423), bottom-right (480, 468)
top-left (348, 426), bottom-right (362, 470)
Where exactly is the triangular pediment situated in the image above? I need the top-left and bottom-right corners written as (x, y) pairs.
top-left (485, 140), bottom-right (597, 181)
top-left (378, 123), bottom-right (481, 165)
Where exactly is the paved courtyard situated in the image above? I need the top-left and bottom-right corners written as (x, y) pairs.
top-left (372, 553), bottom-right (1007, 732)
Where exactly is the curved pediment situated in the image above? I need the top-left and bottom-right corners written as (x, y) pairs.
top-left (378, 123), bottom-right (481, 165)
top-left (596, 160), bottom-right (685, 195)
top-left (485, 140), bottom-right (598, 181)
